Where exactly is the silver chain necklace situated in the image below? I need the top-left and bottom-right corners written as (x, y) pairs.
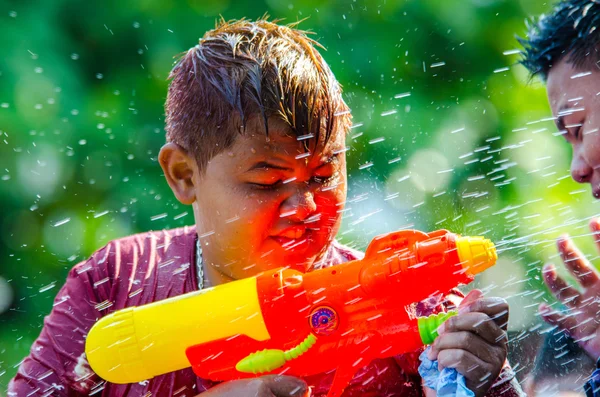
top-left (196, 237), bottom-right (204, 290)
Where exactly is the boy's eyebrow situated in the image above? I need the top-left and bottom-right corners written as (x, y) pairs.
top-left (246, 153), bottom-right (340, 172)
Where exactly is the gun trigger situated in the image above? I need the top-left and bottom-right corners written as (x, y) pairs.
top-left (325, 364), bottom-right (358, 397)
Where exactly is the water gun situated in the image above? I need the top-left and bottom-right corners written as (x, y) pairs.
top-left (85, 229), bottom-right (497, 397)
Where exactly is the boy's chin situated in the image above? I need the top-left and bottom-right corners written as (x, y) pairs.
top-left (257, 237), bottom-right (327, 273)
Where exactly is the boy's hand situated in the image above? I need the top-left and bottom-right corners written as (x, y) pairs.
top-left (539, 218), bottom-right (600, 361)
top-left (427, 289), bottom-right (508, 397)
top-left (199, 375), bottom-right (309, 397)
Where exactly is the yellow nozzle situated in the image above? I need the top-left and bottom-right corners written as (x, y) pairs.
top-left (455, 236), bottom-right (497, 276)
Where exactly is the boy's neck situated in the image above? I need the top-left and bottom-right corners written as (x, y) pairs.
top-left (201, 258), bottom-right (235, 288)
top-left (197, 240), bottom-right (333, 288)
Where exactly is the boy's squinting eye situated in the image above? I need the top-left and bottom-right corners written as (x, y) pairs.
top-left (250, 174), bottom-right (337, 190)
top-left (248, 167), bottom-right (338, 191)
top-left (245, 169), bottom-right (284, 190)
top-left (250, 180), bottom-right (283, 190)
top-left (245, 155), bottom-right (340, 191)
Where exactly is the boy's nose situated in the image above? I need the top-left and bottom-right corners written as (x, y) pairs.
top-left (280, 186), bottom-right (318, 222)
top-left (571, 149), bottom-right (593, 183)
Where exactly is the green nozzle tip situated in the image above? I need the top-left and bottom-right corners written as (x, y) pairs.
top-left (418, 310), bottom-right (457, 345)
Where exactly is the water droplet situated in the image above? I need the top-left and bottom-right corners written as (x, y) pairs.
top-left (39, 282), bottom-right (56, 293)
top-left (52, 218), bottom-right (71, 227)
top-left (150, 213), bottom-right (168, 221)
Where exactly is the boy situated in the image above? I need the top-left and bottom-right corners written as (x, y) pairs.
top-left (8, 19), bottom-right (523, 397)
top-left (520, 1), bottom-right (600, 395)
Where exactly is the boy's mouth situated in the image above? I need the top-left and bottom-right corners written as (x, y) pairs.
top-left (277, 227), bottom-right (306, 239)
top-left (271, 226), bottom-right (310, 247)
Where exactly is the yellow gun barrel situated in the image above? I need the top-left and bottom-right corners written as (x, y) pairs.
top-left (85, 277), bottom-right (270, 384)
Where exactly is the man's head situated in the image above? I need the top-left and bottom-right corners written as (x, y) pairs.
top-left (159, 19), bottom-right (351, 280)
top-left (520, 1), bottom-right (600, 197)
top-left (523, 332), bottom-right (593, 397)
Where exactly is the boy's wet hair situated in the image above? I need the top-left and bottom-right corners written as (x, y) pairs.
top-left (519, 0), bottom-right (600, 81)
top-left (165, 18), bottom-right (352, 172)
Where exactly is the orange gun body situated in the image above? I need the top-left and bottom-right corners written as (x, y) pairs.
top-left (186, 230), bottom-right (492, 396)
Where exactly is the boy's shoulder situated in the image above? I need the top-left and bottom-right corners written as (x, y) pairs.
top-left (105, 225), bottom-right (196, 250)
top-left (332, 240), bottom-right (364, 260)
top-left (77, 225), bottom-right (197, 271)
top-left (69, 226), bottom-right (199, 310)
top-left (319, 240), bottom-right (365, 269)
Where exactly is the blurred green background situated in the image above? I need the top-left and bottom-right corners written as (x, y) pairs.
top-left (2, 0), bottom-right (597, 390)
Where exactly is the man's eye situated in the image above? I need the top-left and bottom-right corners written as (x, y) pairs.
top-left (566, 123), bottom-right (583, 139)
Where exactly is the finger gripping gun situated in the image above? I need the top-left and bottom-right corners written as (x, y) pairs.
top-left (85, 229), bottom-right (497, 397)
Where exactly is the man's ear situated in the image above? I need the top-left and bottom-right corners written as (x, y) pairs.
top-left (159, 143), bottom-right (197, 205)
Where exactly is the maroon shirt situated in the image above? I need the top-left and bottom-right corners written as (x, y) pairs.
top-left (8, 226), bottom-right (524, 397)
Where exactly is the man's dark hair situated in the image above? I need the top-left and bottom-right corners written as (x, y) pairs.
top-left (528, 332), bottom-right (595, 392)
top-left (519, 0), bottom-right (600, 81)
top-left (165, 18), bottom-right (351, 173)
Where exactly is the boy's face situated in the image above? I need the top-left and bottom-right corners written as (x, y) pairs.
top-left (547, 58), bottom-right (600, 197)
top-left (191, 117), bottom-right (347, 278)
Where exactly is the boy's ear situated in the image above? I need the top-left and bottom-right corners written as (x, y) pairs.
top-left (159, 143), bottom-right (197, 205)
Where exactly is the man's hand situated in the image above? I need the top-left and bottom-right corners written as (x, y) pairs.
top-left (539, 217), bottom-right (600, 361)
top-left (199, 375), bottom-right (309, 397)
top-left (427, 289), bottom-right (508, 397)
